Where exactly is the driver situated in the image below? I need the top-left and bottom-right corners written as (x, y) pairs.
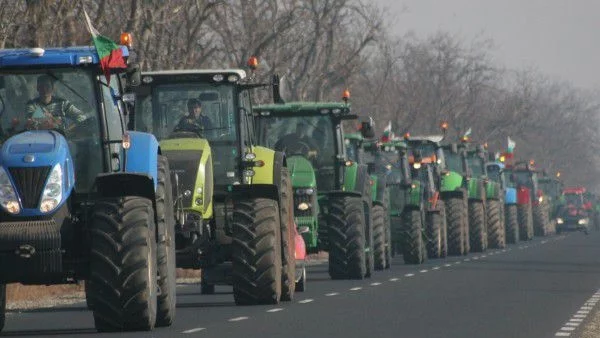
top-left (274, 122), bottom-right (318, 156)
top-left (174, 98), bottom-right (212, 133)
top-left (25, 75), bottom-right (87, 129)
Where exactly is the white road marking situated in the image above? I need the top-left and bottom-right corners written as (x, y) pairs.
top-left (444, 264), bottom-right (452, 267)
top-left (560, 327), bottom-right (576, 331)
top-left (182, 327), bottom-right (206, 334)
top-left (454, 261), bottom-right (461, 265)
top-left (419, 269), bottom-right (428, 273)
top-left (464, 258), bottom-right (471, 262)
top-left (370, 282), bottom-right (382, 286)
top-left (541, 240), bottom-right (547, 244)
top-left (299, 298), bottom-right (314, 303)
top-left (555, 287), bottom-right (600, 336)
top-left (481, 255), bottom-right (487, 258)
top-left (404, 273), bottom-right (415, 277)
top-left (570, 318), bottom-right (584, 322)
top-left (228, 317), bottom-right (249, 322)
top-left (501, 249), bottom-right (507, 252)
top-left (473, 257), bottom-right (480, 260)
top-left (389, 278), bottom-right (399, 282)
top-left (581, 306), bottom-right (593, 310)
top-left (577, 310), bottom-right (590, 314)
top-left (565, 322), bottom-right (580, 327)
top-left (267, 308), bottom-right (284, 313)
top-left (325, 292), bottom-right (339, 296)
top-left (573, 314), bottom-right (586, 318)
top-left (432, 266), bottom-right (440, 270)
top-left (349, 287), bottom-right (362, 291)
top-left (555, 332), bottom-right (570, 336)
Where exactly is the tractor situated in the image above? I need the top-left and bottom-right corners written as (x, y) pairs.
top-left (538, 171), bottom-right (563, 234)
top-left (403, 135), bottom-right (448, 261)
top-left (254, 95), bottom-right (377, 280)
top-left (132, 69), bottom-right (298, 304)
top-left (0, 40), bottom-right (177, 332)
top-left (345, 132), bottom-right (392, 270)
top-left (556, 187), bottom-right (591, 234)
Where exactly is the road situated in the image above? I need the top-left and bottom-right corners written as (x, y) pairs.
top-left (3, 231), bottom-right (600, 338)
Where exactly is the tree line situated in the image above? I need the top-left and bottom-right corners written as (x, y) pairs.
top-left (1, 0), bottom-right (598, 190)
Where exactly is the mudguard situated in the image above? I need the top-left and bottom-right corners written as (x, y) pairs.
top-left (486, 181), bottom-right (502, 200)
top-left (517, 187), bottom-right (531, 205)
top-left (95, 173), bottom-right (155, 202)
top-left (343, 162), bottom-right (359, 192)
top-left (468, 179), bottom-right (485, 201)
top-left (252, 145), bottom-right (277, 186)
top-left (287, 155), bottom-right (316, 188)
top-left (440, 171), bottom-right (463, 193)
top-left (505, 187), bottom-right (517, 204)
top-left (405, 181), bottom-right (422, 208)
top-left (125, 131), bottom-right (159, 190)
top-left (0, 130), bottom-right (75, 217)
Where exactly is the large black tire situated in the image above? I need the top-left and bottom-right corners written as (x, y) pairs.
top-left (372, 205), bottom-right (386, 270)
top-left (505, 204), bottom-right (519, 244)
top-left (317, 213), bottom-right (328, 251)
top-left (278, 168), bottom-right (296, 302)
top-left (469, 201), bottom-right (487, 252)
top-left (517, 204), bottom-right (534, 241)
top-left (462, 196), bottom-right (470, 254)
top-left (0, 284), bottom-right (5, 332)
top-left (402, 209), bottom-right (425, 264)
top-left (440, 201), bottom-right (448, 258)
top-left (390, 215), bottom-right (402, 257)
top-left (231, 198), bottom-right (282, 305)
top-left (425, 209), bottom-right (443, 259)
top-left (156, 155), bottom-right (176, 327)
top-left (445, 197), bottom-right (466, 256)
top-left (487, 200), bottom-right (505, 249)
top-left (88, 197), bottom-right (157, 332)
top-left (328, 196), bottom-right (367, 279)
top-left (533, 203), bottom-right (549, 237)
top-left (296, 265), bottom-right (306, 292)
top-left (384, 208), bottom-right (393, 268)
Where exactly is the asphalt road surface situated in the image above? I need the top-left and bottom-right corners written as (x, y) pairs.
top-left (4, 231), bottom-right (600, 338)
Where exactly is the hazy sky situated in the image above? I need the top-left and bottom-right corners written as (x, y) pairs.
top-left (374, 0), bottom-right (600, 90)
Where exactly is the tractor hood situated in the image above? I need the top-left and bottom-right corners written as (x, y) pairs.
top-left (288, 155), bottom-right (316, 188)
top-left (2, 130), bottom-right (69, 167)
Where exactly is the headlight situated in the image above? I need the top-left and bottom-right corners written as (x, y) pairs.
top-left (40, 164), bottom-right (62, 213)
top-left (578, 218), bottom-right (589, 225)
top-left (413, 162), bottom-right (421, 169)
top-left (556, 218), bottom-right (564, 224)
top-left (538, 196), bottom-right (544, 203)
top-left (0, 167), bottom-right (20, 214)
top-left (297, 202), bottom-right (310, 211)
top-left (295, 188), bottom-right (315, 195)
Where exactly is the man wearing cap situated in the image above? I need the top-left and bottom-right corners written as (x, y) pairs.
top-left (174, 98), bottom-right (212, 134)
top-left (25, 75), bottom-right (87, 128)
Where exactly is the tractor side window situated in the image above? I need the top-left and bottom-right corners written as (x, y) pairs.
top-left (101, 75), bottom-right (124, 140)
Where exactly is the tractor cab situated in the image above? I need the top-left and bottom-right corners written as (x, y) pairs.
top-left (557, 187), bottom-right (591, 233)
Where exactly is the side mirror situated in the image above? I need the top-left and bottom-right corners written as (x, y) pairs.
top-left (126, 63), bottom-right (141, 88)
top-left (298, 226), bottom-right (310, 234)
top-left (122, 93), bottom-right (136, 104)
top-left (360, 120), bottom-right (375, 139)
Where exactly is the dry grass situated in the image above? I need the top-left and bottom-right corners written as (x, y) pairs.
top-left (6, 283), bottom-right (83, 303)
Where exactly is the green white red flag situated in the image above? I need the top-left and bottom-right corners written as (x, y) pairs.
top-left (83, 9), bottom-right (127, 83)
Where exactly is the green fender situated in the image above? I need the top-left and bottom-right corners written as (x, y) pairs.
top-left (287, 155), bottom-right (317, 188)
top-left (485, 181), bottom-right (501, 200)
top-left (440, 171), bottom-right (463, 192)
top-left (343, 162), bottom-right (359, 192)
top-left (468, 178), bottom-right (484, 200)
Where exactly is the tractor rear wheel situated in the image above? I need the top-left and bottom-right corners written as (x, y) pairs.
top-left (505, 204), bottom-right (519, 244)
top-left (533, 203), bottom-right (549, 237)
top-left (89, 197), bottom-right (157, 332)
top-left (384, 209), bottom-right (393, 268)
top-left (487, 200), bottom-right (505, 249)
top-left (517, 204), bottom-right (534, 241)
top-left (425, 209), bottom-right (443, 259)
top-left (373, 205), bottom-right (386, 270)
top-left (231, 198), bottom-right (282, 305)
top-left (440, 201), bottom-right (448, 258)
top-left (469, 201), bottom-right (487, 252)
top-left (156, 155), bottom-right (176, 327)
top-left (328, 196), bottom-right (367, 279)
top-left (402, 209), bottom-right (425, 264)
top-left (445, 197), bottom-right (466, 256)
top-left (278, 168), bottom-right (296, 302)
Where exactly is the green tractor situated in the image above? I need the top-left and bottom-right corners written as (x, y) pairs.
top-left (133, 69), bottom-right (297, 305)
top-left (461, 143), bottom-right (489, 252)
top-left (254, 98), bottom-right (376, 279)
top-left (345, 133), bottom-right (392, 270)
top-left (377, 139), bottom-right (410, 258)
top-left (403, 136), bottom-right (448, 261)
top-left (538, 171), bottom-right (563, 234)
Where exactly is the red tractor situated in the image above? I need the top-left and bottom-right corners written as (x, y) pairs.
top-left (556, 187), bottom-right (592, 234)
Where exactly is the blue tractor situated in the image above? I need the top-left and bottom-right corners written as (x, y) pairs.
top-left (0, 44), bottom-right (175, 332)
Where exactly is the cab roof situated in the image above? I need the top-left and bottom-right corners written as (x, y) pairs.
top-left (141, 69), bottom-right (246, 85)
top-left (254, 102), bottom-right (350, 115)
top-left (0, 46), bottom-right (127, 68)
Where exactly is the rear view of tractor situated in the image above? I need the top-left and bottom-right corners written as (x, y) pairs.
top-left (345, 133), bottom-right (392, 270)
top-left (133, 69), bottom-right (297, 304)
top-left (0, 41), bottom-right (177, 332)
top-left (538, 171), bottom-right (563, 234)
top-left (557, 187), bottom-right (591, 234)
top-left (254, 96), bottom-right (376, 279)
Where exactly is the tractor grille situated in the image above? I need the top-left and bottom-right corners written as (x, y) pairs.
top-left (165, 150), bottom-right (202, 208)
top-left (316, 167), bottom-right (335, 192)
top-left (294, 193), bottom-right (312, 218)
top-left (9, 166), bottom-right (51, 209)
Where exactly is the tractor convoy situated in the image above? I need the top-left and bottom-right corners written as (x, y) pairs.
top-left (0, 30), bottom-right (594, 334)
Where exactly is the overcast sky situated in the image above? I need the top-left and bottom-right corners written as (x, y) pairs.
top-left (374, 0), bottom-right (600, 90)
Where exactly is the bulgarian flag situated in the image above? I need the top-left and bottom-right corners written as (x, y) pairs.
top-left (381, 121), bottom-right (393, 142)
top-left (507, 136), bottom-right (516, 153)
top-left (83, 9), bottom-right (127, 84)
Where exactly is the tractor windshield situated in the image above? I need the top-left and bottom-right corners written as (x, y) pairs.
top-left (467, 156), bottom-right (485, 176)
top-left (256, 115), bottom-right (335, 169)
top-left (487, 165), bottom-right (502, 183)
top-left (539, 180), bottom-right (560, 198)
top-left (503, 170), bottom-right (516, 188)
top-left (345, 138), bottom-right (360, 163)
top-left (408, 142), bottom-right (436, 159)
top-left (443, 149), bottom-right (463, 173)
top-left (513, 171), bottom-right (533, 188)
top-left (564, 193), bottom-right (583, 207)
top-left (0, 68), bottom-right (102, 192)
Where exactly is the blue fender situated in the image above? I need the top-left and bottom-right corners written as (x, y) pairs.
top-left (0, 130), bottom-right (74, 217)
top-left (125, 131), bottom-right (159, 190)
top-left (505, 187), bottom-right (517, 204)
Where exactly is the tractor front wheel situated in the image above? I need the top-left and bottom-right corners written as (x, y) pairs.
top-left (469, 201), bottom-right (487, 252)
top-left (487, 200), bottom-right (505, 249)
top-left (445, 197), bottom-right (466, 256)
top-left (517, 204), bottom-right (534, 241)
top-left (402, 209), bottom-right (425, 264)
top-left (328, 196), bottom-right (367, 279)
top-left (373, 204), bottom-right (386, 270)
